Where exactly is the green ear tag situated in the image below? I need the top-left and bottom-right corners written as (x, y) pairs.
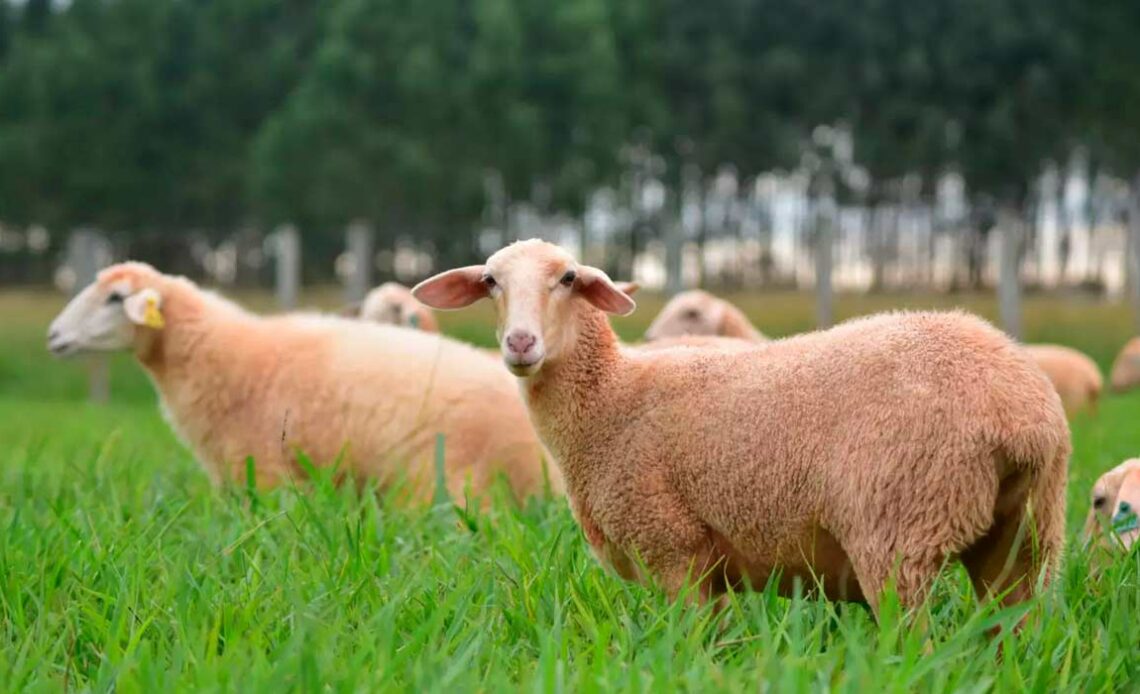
top-left (408, 313), bottom-right (420, 329)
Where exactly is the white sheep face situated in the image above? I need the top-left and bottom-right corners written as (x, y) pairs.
top-left (412, 239), bottom-right (635, 377)
top-left (47, 279), bottom-right (160, 357)
top-left (1086, 458), bottom-right (1140, 551)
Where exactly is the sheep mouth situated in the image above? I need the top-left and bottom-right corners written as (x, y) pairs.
top-left (505, 355), bottom-right (544, 377)
top-left (48, 340), bottom-right (78, 357)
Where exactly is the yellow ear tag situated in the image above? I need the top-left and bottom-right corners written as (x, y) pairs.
top-left (143, 298), bottom-right (165, 329)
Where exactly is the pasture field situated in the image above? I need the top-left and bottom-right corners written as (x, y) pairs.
top-left (1, 288), bottom-right (1139, 692)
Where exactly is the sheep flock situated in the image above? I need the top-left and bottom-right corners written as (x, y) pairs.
top-left (45, 241), bottom-right (1140, 625)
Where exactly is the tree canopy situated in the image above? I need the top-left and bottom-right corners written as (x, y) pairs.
top-left (0, 0), bottom-right (1135, 258)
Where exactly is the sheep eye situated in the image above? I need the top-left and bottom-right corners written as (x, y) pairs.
top-left (685, 309), bottom-right (701, 320)
top-left (106, 292), bottom-right (123, 305)
top-left (1093, 496), bottom-right (1106, 510)
top-left (560, 270), bottom-right (576, 286)
top-left (482, 275), bottom-right (497, 289)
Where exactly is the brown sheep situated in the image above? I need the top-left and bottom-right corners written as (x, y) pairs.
top-left (47, 262), bottom-right (556, 504)
top-left (1110, 338), bottom-right (1140, 393)
top-left (414, 239), bottom-right (1069, 616)
top-left (644, 289), bottom-right (766, 342)
top-left (1084, 459), bottom-right (1140, 551)
top-left (1022, 344), bottom-right (1103, 416)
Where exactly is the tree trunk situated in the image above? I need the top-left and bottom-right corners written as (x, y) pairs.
top-left (344, 221), bottom-right (373, 304)
top-left (998, 207), bottom-right (1024, 340)
top-left (870, 203), bottom-right (888, 292)
top-left (815, 198), bottom-right (834, 329)
top-left (275, 224), bottom-right (301, 310)
top-left (664, 197), bottom-right (684, 297)
top-left (68, 229), bottom-right (114, 403)
top-left (1128, 172), bottom-right (1140, 332)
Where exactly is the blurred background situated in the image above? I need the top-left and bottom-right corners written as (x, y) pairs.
top-left (2, 0), bottom-right (1140, 339)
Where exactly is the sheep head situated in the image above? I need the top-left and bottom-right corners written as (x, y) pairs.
top-left (359, 282), bottom-right (439, 332)
top-left (413, 239), bottom-right (635, 377)
top-left (643, 290), bottom-right (729, 341)
top-left (1085, 458), bottom-right (1140, 552)
top-left (47, 261), bottom-right (166, 357)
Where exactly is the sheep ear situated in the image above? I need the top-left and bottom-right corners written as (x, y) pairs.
top-left (413, 265), bottom-right (488, 310)
top-left (709, 301), bottom-right (728, 333)
top-left (614, 281), bottom-right (640, 296)
top-left (577, 266), bottom-right (636, 316)
top-left (124, 288), bottom-right (165, 329)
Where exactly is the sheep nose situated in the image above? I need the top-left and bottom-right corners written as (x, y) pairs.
top-left (48, 329), bottom-right (60, 343)
top-left (506, 330), bottom-right (537, 356)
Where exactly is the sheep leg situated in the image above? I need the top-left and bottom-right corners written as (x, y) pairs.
top-left (961, 469), bottom-right (1065, 614)
top-left (630, 510), bottom-right (725, 605)
top-left (650, 544), bottom-right (725, 607)
top-left (849, 547), bottom-right (945, 618)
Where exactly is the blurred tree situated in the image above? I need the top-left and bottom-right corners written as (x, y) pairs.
top-left (21, 0), bottom-right (52, 36)
top-left (0, 0), bottom-right (1131, 278)
top-left (0, 3), bottom-right (11, 61)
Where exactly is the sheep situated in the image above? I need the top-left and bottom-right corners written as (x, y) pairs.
top-left (413, 239), bottom-right (1069, 615)
top-left (644, 289), bottom-right (766, 342)
top-left (1022, 344), bottom-right (1103, 416)
top-left (1110, 338), bottom-right (1140, 393)
top-left (345, 281), bottom-right (441, 332)
top-left (646, 293), bottom-right (1102, 418)
top-left (46, 262), bottom-right (555, 504)
top-left (1084, 459), bottom-right (1140, 551)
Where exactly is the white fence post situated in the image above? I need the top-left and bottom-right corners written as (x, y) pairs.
top-left (66, 229), bottom-right (114, 403)
top-left (274, 224), bottom-right (301, 310)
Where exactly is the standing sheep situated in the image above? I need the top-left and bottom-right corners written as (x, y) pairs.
top-left (1110, 338), bottom-right (1140, 393)
top-left (1084, 459), bottom-right (1140, 551)
top-left (414, 239), bottom-right (1069, 614)
top-left (648, 294), bottom-right (1102, 419)
top-left (1022, 344), bottom-right (1103, 416)
top-left (644, 289), bottom-right (766, 342)
top-left (47, 262), bottom-right (555, 504)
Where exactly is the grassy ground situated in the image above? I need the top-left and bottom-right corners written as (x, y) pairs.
top-left (1, 288), bottom-right (1139, 692)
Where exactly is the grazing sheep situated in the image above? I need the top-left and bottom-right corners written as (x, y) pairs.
top-left (1084, 459), bottom-right (1140, 551)
top-left (356, 282), bottom-right (441, 332)
top-left (644, 289), bottom-right (766, 342)
top-left (46, 262), bottom-right (554, 504)
top-left (414, 239), bottom-right (1069, 615)
top-left (1110, 338), bottom-right (1140, 393)
top-left (1022, 344), bottom-right (1103, 416)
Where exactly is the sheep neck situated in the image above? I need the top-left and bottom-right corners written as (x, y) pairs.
top-left (523, 305), bottom-right (623, 479)
top-left (132, 284), bottom-right (238, 410)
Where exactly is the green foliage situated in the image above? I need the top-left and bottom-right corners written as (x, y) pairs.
top-left (0, 0), bottom-right (1137, 254)
top-left (2, 290), bottom-right (1140, 689)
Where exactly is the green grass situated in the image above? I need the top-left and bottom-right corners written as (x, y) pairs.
top-left (2, 288), bottom-right (1140, 691)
